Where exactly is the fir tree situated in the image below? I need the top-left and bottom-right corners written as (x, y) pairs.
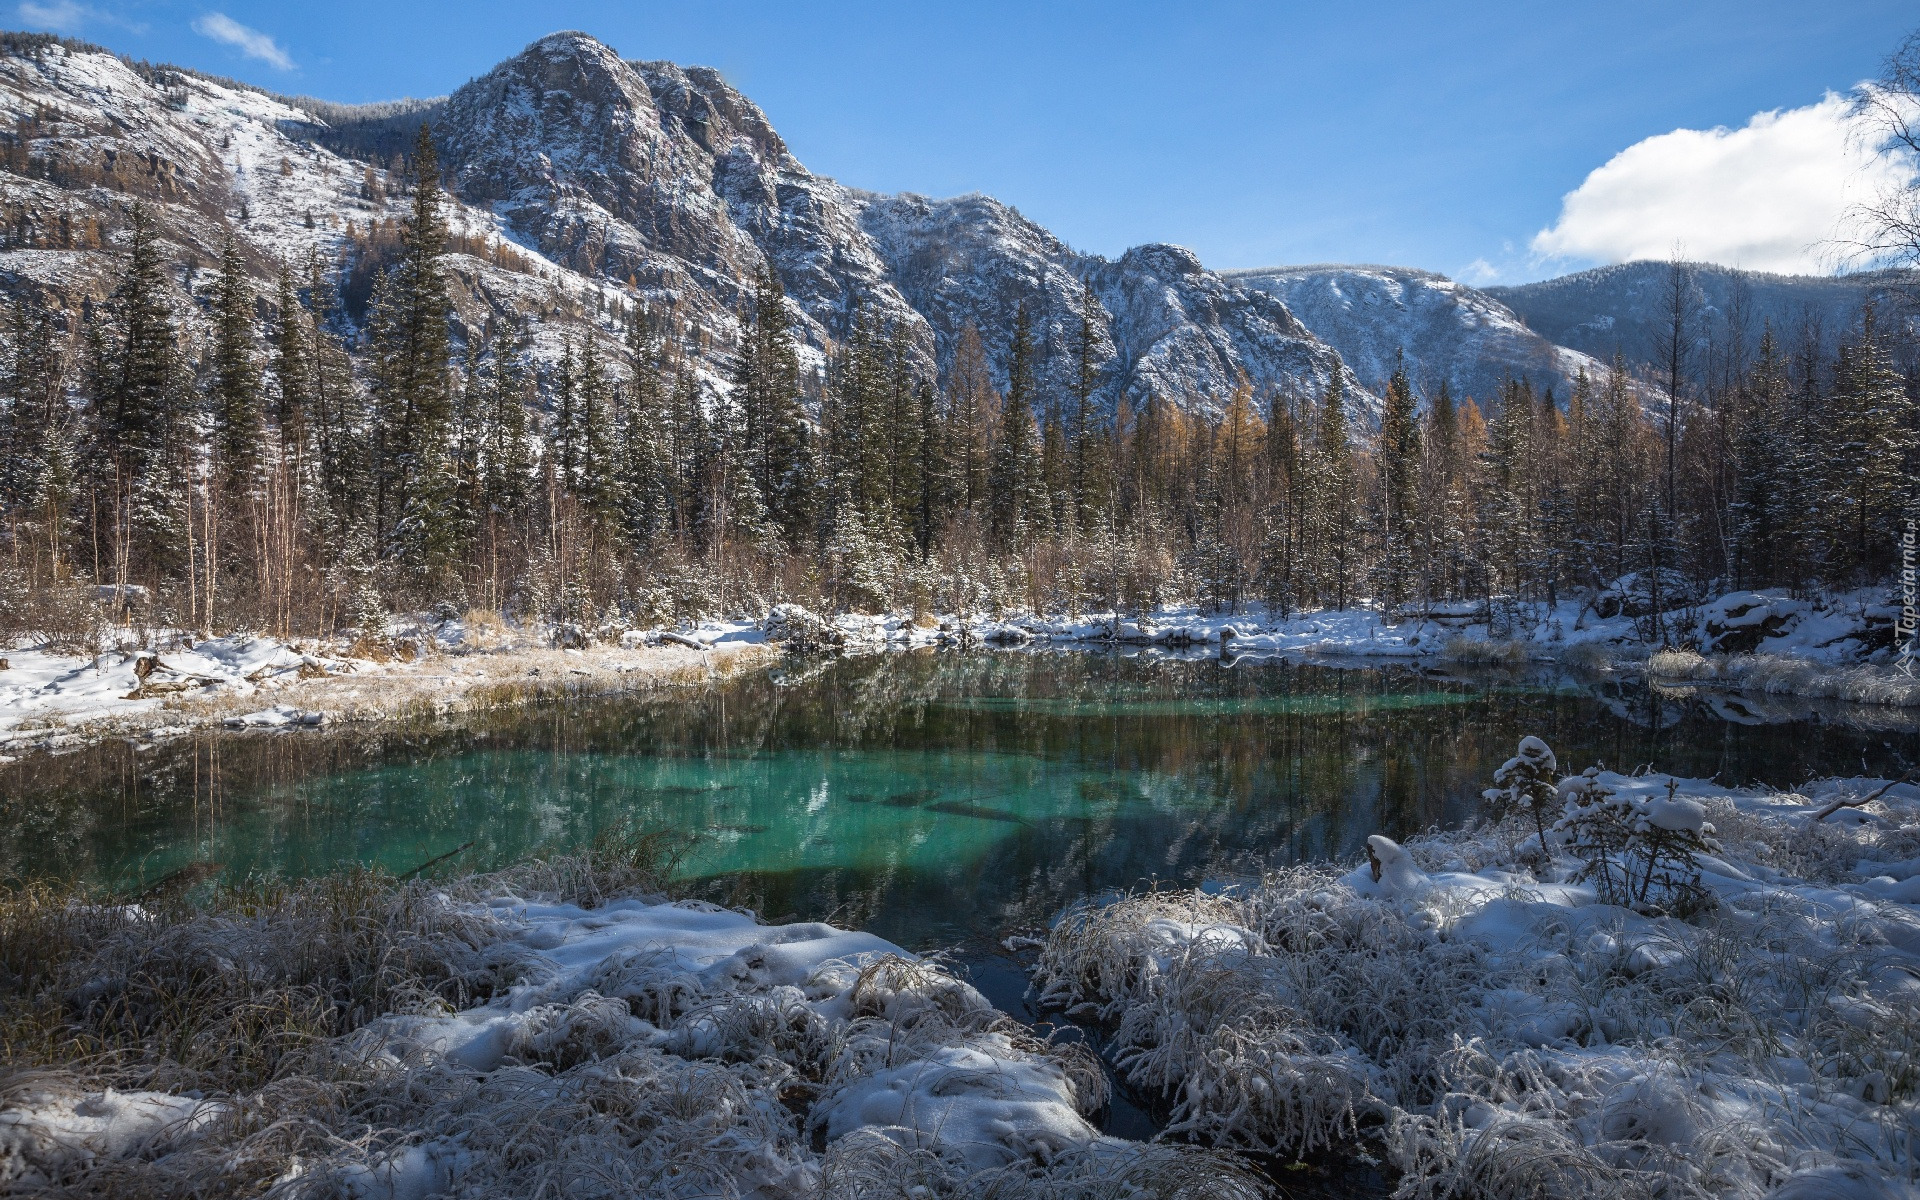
top-left (732, 264), bottom-right (811, 544)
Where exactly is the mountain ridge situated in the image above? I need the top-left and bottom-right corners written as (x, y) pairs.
top-left (0, 29), bottom-right (1372, 420)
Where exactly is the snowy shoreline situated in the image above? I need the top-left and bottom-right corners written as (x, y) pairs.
top-left (1, 583), bottom-right (1912, 758)
top-left (0, 618), bottom-right (777, 755)
top-left (4, 755), bottom-right (1915, 1197)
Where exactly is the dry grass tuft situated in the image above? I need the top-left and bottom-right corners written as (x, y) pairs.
top-left (1441, 636), bottom-right (1529, 665)
top-left (1645, 648), bottom-right (1715, 680)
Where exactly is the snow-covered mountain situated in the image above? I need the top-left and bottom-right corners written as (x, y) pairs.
top-left (1225, 264), bottom-right (1611, 405)
top-left (861, 193), bottom-right (1365, 418)
top-left (0, 31), bottom-right (641, 375)
top-left (0, 30), bottom-right (1370, 418)
top-left (1484, 261), bottom-right (1918, 367)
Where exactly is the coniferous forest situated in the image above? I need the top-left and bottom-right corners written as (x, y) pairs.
top-left (2, 90), bottom-right (1918, 649)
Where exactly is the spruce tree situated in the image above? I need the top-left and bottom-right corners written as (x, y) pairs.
top-left (575, 332), bottom-right (623, 533)
top-left (1728, 328), bottom-right (1796, 588)
top-left (990, 302), bottom-right (1042, 549)
top-left (1309, 372), bottom-right (1358, 609)
top-left (208, 235), bottom-right (263, 497)
top-left (1377, 352), bottom-right (1420, 610)
top-left (93, 202), bottom-right (189, 579)
top-left (1069, 281), bottom-right (1108, 532)
top-left (369, 122), bottom-right (458, 586)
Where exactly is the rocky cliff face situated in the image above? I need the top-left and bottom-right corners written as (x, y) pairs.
top-left (0, 30), bottom-right (1380, 421)
top-left (1228, 264), bottom-right (1609, 406)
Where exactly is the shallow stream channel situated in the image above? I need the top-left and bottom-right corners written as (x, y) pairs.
top-left (2, 649), bottom-right (1912, 1188)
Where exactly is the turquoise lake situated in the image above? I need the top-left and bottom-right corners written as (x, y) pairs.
top-left (2, 650), bottom-right (1907, 950)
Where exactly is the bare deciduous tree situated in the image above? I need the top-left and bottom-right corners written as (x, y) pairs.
top-left (1848, 31), bottom-right (1920, 272)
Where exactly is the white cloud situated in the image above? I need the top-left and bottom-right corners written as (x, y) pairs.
top-left (1531, 93), bottom-right (1917, 274)
top-left (19, 0), bottom-right (100, 34)
top-left (1458, 257), bottom-right (1500, 285)
top-left (191, 12), bottom-right (294, 70)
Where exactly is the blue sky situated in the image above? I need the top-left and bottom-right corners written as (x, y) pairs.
top-left (14, 0), bottom-right (1918, 281)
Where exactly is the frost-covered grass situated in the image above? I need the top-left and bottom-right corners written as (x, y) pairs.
top-left (1032, 758), bottom-right (1920, 1200)
top-left (1720, 656), bottom-right (1920, 708)
top-left (1645, 648), bottom-right (1716, 680)
top-left (1441, 636), bottom-right (1530, 665)
top-left (0, 829), bottom-right (1262, 1197)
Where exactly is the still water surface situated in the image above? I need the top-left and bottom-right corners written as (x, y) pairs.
top-left (2, 651), bottom-right (1908, 950)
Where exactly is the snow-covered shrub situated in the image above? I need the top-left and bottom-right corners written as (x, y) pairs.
top-left (1557, 640), bottom-right (1621, 672)
top-left (1556, 773), bottom-right (1719, 913)
top-left (1485, 735), bottom-right (1559, 854)
top-left (1721, 655), bottom-right (1920, 707)
top-left (824, 525), bottom-right (906, 614)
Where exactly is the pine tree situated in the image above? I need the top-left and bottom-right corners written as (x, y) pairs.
top-left (731, 264), bottom-right (811, 544)
top-left (475, 325), bottom-right (533, 520)
top-left (272, 267), bottom-right (310, 431)
top-left (96, 204), bottom-right (183, 465)
top-left (1821, 302), bottom-right (1915, 583)
top-left (883, 325), bottom-right (924, 535)
top-left (550, 336), bottom-right (579, 487)
top-left (3, 299), bottom-right (75, 576)
top-left (1481, 378), bottom-right (1540, 616)
top-left (574, 332), bottom-right (624, 533)
top-left (618, 321), bottom-right (676, 549)
top-left (946, 322), bottom-right (998, 516)
top-left (1258, 389), bottom-right (1302, 615)
top-left (1727, 329), bottom-right (1798, 588)
top-left (305, 258), bottom-right (368, 542)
